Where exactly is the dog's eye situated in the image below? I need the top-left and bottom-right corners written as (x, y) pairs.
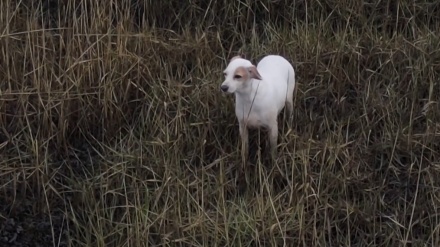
top-left (234, 75), bottom-right (242, 79)
top-left (223, 73), bottom-right (227, 77)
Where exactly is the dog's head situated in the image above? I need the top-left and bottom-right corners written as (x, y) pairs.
top-left (220, 56), bottom-right (262, 94)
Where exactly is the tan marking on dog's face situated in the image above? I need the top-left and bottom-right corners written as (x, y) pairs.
top-left (233, 66), bottom-right (249, 81)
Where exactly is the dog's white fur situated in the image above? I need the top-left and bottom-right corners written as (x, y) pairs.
top-left (220, 55), bottom-right (295, 157)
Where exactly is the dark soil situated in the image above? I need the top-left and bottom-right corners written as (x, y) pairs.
top-left (0, 195), bottom-right (68, 247)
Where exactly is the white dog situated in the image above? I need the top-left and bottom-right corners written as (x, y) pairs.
top-left (220, 55), bottom-right (296, 158)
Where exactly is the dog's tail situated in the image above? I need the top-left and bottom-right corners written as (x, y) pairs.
top-left (284, 66), bottom-right (296, 107)
top-left (287, 66), bottom-right (295, 94)
top-left (285, 69), bottom-right (290, 102)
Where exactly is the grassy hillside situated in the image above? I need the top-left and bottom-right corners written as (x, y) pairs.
top-left (1, 0), bottom-right (440, 246)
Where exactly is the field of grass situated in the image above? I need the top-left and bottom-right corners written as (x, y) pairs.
top-left (1, 0), bottom-right (440, 246)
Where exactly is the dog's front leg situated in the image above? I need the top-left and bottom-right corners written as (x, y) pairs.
top-left (239, 121), bottom-right (249, 161)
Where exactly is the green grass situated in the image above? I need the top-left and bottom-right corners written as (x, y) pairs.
top-left (1, 0), bottom-right (440, 246)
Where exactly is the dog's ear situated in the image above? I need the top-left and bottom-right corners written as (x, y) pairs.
top-left (248, 66), bottom-right (262, 80)
top-left (230, 55), bottom-right (242, 62)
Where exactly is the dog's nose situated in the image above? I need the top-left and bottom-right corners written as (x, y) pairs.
top-left (220, 85), bottom-right (229, 92)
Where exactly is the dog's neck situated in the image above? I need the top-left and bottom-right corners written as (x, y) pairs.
top-left (235, 78), bottom-right (264, 102)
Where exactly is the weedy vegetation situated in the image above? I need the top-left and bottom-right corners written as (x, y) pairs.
top-left (1, 0), bottom-right (440, 246)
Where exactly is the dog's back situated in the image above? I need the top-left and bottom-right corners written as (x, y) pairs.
top-left (256, 55), bottom-right (296, 113)
top-left (257, 55), bottom-right (294, 78)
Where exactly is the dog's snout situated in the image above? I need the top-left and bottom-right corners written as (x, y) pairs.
top-left (220, 85), bottom-right (229, 92)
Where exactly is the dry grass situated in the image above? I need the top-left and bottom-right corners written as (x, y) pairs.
top-left (1, 0), bottom-right (440, 246)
